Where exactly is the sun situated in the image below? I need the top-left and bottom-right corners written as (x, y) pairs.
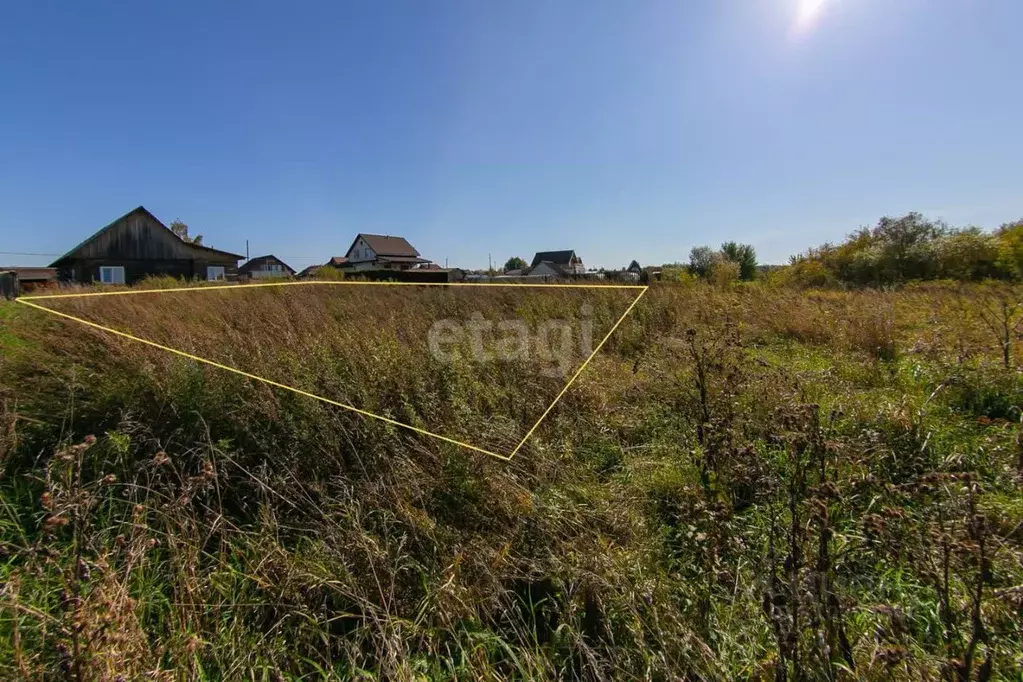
top-left (792, 0), bottom-right (831, 34)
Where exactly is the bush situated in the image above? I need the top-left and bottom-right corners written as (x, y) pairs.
top-left (781, 212), bottom-right (1023, 288)
top-left (943, 364), bottom-right (1023, 419)
top-left (709, 259), bottom-right (740, 286)
top-left (768, 260), bottom-right (839, 289)
top-left (312, 265), bottom-right (344, 280)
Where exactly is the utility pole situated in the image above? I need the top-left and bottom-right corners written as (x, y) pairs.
top-left (245, 239), bottom-right (249, 261)
top-left (488, 253), bottom-right (492, 272)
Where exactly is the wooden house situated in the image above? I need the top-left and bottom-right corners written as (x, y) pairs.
top-left (51, 206), bottom-right (243, 284)
top-left (238, 254), bottom-right (295, 280)
top-left (342, 234), bottom-right (429, 271)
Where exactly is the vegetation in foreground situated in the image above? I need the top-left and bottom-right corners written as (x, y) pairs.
top-left (1, 281), bottom-right (1022, 680)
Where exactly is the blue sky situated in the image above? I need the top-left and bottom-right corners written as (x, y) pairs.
top-left (1, 0), bottom-right (1020, 270)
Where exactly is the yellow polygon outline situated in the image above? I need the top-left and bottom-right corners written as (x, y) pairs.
top-left (16, 281), bottom-right (647, 461)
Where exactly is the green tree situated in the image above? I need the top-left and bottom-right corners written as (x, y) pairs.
top-left (688, 246), bottom-right (719, 278)
top-left (871, 212), bottom-right (946, 281)
top-left (504, 256), bottom-right (527, 272)
top-left (169, 219), bottom-right (203, 245)
top-left (720, 241), bottom-right (758, 281)
top-left (934, 228), bottom-right (999, 281)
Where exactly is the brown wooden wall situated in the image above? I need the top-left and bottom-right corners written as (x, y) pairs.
top-left (54, 209), bottom-right (240, 284)
top-left (69, 211), bottom-right (214, 260)
top-left (59, 258), bottom-right (239, 285)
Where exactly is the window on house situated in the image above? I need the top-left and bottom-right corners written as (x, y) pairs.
top-left (207, 266), bottom-right (226, 281)
top-left (99, 266), bottom-right (125, 284)
top-left (268, 263), bottom-right (282, 272)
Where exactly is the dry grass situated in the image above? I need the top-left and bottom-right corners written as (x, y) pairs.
top-left (0, 281), bottom-right (1021, 680)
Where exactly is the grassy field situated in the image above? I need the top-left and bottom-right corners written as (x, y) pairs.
top-left (1, 281), bottom-right (1022, 680)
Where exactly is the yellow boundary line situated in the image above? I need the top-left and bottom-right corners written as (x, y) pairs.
top-left (506, 285), bottom-right (646, 458)
top-left (16, 280), bottom-right (647, 461)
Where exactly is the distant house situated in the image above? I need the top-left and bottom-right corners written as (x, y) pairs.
top-left (619, 260), bottom-right (643, 282)
top-left (343, 234), bottom-right (429, 271)
top-left (527, 261), bottom-right (573, 279)
top-left (411, 263), bottom-right (466, 282)
top-left (51, 206), bottom-right (243, 284)
top-left (326, 256), bottom-right (348, 268)
top-left (530, 250), bottom-right (585, 276)
top-left (238, 255), bottom-right (295, 280)
top-left (297, 264), bottom-right (322, 279)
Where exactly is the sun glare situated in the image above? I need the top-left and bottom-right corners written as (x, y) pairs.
top-left (792, 0), bottom-right (831, 35)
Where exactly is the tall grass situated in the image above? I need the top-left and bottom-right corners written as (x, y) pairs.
top-left (0, 282), bottom-right (1021, 680)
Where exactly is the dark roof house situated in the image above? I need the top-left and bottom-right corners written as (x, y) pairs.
top-left (529, 249), bottom-right (585, 277)
top-left (238, 254), bottom-right (295, 279)
top-left (530, 250), bottom-right (580, 267)
top-left (52, 206), bottom-right (243, 285)
top-left (526, 261), bottom-right (573, 279)
top-left (343, 233), bottom-right (429, 270)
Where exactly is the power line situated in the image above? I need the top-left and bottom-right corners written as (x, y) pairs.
top-left (272, 256), bottom-right (332, 261)
top-left (1, 251), bottom-right (328, 260)
top-left (1, 251), bottom-right (335, 264)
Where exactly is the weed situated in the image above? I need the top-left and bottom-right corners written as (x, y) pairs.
top-left (0, 281), bottom-right (1021, 679)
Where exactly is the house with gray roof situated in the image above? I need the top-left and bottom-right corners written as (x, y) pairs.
top-left (238, 254), bottom-right (295, 280)
top-left (528, 249), bottom-right (585, 277)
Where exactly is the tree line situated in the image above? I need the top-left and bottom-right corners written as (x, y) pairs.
top-left (500, 211), bottom-right (1023, 288)
top-left (656, 241), bottom-right (760, 284)
top-left (776, 212), bottom-right (1023, 287)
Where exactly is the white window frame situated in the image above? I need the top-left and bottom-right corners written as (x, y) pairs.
top-left (99, 266), bottom-right (125, 284)
top-left (207, 266), bottom-right (226, 281)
